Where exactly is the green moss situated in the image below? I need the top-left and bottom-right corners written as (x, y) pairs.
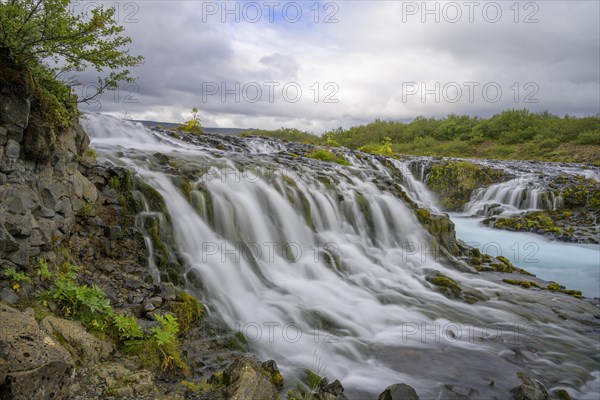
top-left (426, 161), bottom-right (506, 210)
top-left (547, 282), bottom-right (582, 298)
top-left (307, 149), bottom-right (350, 166)
top-left (416, 208), bottom-right (432, 224)
top-left (168, 292), bottom-right (203, 333)
top-left (426, 273), bottom-right (463, 299)
top-left (556, 389), bottom-right (572, 400)
top-left (226, 332), bottom-right (248, 352)
top-left (502, 279), bottom-right (541, 289)
top-left (180, 177), bottom-right (193, 201)
top-left (271, 370), bottom-right (284, 390)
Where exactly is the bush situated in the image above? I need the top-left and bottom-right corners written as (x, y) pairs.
top-left (576, 130), bottom-right (600, 145)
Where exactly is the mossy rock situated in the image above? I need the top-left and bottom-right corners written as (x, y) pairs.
top-left (502, 279), bottom-right (542, 289)
top-left (547, 282), bottom-right (582, 298)
top-left (426, 272), bottom-right (463, 299)
top-left (169, 292), bottom-right (203, 333)
top-left (426, 161), bottom-right (506, 211)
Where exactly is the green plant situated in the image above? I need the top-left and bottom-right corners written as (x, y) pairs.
top-left (49, 271), bottom-right (113, 329)
top-left (108, 176), bottom-right (121, 190)
top-left (113, 313), bottom-right (144, 352)
top-left (151, 313), bottom-right (188, 373)
top-left (0, 0), bottom-right (143, 125)
top-left (86, 148), bottom-right (97, 159)
top-left (4, 267), bottom-right (31, 292)
top-left (176, 107), bottom-right (203, 134)
top-left (36, 258), bottom-right (53, 280)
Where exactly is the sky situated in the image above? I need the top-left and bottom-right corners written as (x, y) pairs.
top-left (72, 0), bottom-right (600, 133)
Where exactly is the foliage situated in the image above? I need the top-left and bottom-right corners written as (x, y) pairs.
top-left (307, 149), bottom-right (350, 166)
top-left (359, 136), bottom-right (393, 156)
top-left (4, 267), bottom-right (31, 292)
top-left (36, 258), bottom-right (53, 280)
top-left (151, 313), bottom-right (188, 373)
top-left (4, 267), bottom-right (31, 283)
top-left (108, 176), bottom-right (121, 189)
top-left (0, 0), bottom-right (143, 128)
top-left (113, 313), bottom-right (144, 351)
top-left (252, 110), bottom-right (600, 162)
top-left (86, 148), bottom-right (97, 159)
top-left (50, 272), bottom-right (113, 328)
top-left (176, 107), bottom-right (203, 134)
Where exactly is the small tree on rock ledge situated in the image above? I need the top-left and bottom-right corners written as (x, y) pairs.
top-left (0, 0), bottom-right (144, 127)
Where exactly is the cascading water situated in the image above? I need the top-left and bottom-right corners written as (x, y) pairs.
top-left (82, 113), bottom-right (600, 399)
top-left (463, 179), bottom-right (556, 217)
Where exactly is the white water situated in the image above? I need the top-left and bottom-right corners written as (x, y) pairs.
top-left (464, 179), bottom-right (555, 217)
top-left (82, 113), bottom-right (600, 399)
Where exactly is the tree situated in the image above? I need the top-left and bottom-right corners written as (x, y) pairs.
top-left (0, 0), bottom-right (143, 122)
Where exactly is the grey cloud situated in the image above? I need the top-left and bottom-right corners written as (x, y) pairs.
top-left (75, 0), bottom-right (599, 132)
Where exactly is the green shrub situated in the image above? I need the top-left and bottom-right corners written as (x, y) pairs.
top-left (576, 130), bottom-right (600, 145)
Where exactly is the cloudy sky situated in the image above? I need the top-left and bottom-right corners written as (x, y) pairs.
top-left (74, 1), bottom-right (600, 133)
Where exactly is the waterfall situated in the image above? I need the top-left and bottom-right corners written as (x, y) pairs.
top-left (463, 179), bottom-right (555, 216)
top-left (81, 113), bottom-right (600, 399)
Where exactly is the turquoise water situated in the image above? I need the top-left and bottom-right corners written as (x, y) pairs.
top-left (452, 215), bottom-right (600, 298)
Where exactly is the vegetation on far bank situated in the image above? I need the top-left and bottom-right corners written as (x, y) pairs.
top-left (242, 110), bottom-right (600, 164)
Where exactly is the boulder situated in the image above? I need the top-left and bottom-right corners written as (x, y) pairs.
top-left (318, 379), bottom-right (348, 400)
top-left (40, 316), bottom-right (113, 365)
top-left (0, 303), bottom-right (75, 400)
top-left (379, 383), bottom-right (420, 400)
top-left (222, 356), bottom-right (279, 400)
top-left (510, 372), bottom-right (549, 400)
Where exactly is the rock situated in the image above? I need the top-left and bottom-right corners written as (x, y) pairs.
top-left (0, 126), bottom-right (7, 146)
top-left (0, 302), bottom-right (74, 399)
top-left (0, 288), bottom-right (19, 305)
top-left (4, 139), bottom-right (20, 160)
top-left (378, 383), bottom-right (420, 400)
top-left (222, 356), bottom-right (279, 400)
top-left (3, 213), bottom-right (33, 238)
top-left (1, 186), bottom-right (39, 215)
top-left (319, 379), bottom-right (348, 400)
top-left (510, 372), bottom-right (549, 400)
top-left (0, 223), bottom-right (19, 253)
top-left (0, 93), bottom-right (30, 140)
top-left (261, 360), bottom-right (284, 391)
top-left (40, 316), bottom-right (113, 365)
top-left (157, 282), bottom-right (177, 301)
top-left (148, 296), bottom-right (163, 309)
